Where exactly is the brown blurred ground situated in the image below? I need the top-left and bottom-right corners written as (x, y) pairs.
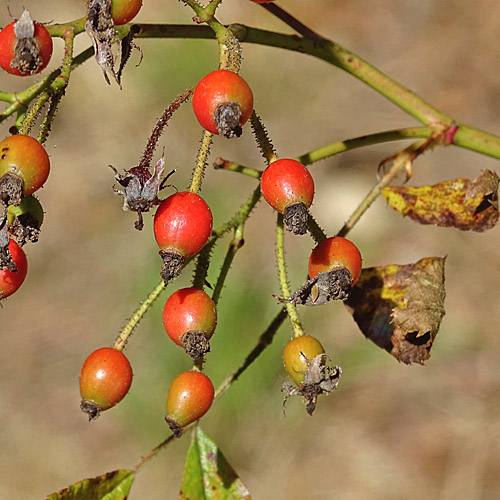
top-left (1, 1), bottom-right (500, 499)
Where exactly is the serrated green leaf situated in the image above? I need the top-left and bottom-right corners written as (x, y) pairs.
top-left (382, 170), bottom-right (499, 232)
top-left (45, 469), bottom-right (134, 500)
top-left (180, 427), bottom-right (252, 500)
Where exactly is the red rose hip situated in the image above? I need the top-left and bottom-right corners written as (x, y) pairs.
top-left (163, 287), bottom-right (217, 359)
top-left (79, 347), bottom-right (133, 420)
top-left (0, 10), bottom-right (53, 76)
top-left (165, 371), bottom-right (214, 437)
top-left (192, 70), bottom-right (253, 138)
top-left (308, 236), bottom-right (362, 286)
top-left (0, 238), bottom-right (28, 299)
top-left (153, 191), bottom-right (213, 283)
top-left (260, 158), bottom-right (315, 235)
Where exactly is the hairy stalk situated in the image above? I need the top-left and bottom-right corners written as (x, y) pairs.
top-left (250, 111), bottom-right (278, 164)
top-left (18, 28), bottom-right (75, 136)
top-left (191, 240), bottom-right (214, 290)
top-left (113, 280), bottom-right (166, 351)
top-left (213, 157), bottom-right (262, 179)
top-left (211, 185), bottom-right (262, 240)
top-left (189, 130), bottom-right (213, 194)
top-left (214, 308), bottom-right (287, 399)
top-left (307, 214), bottom-right (327, 243)
top-left (1, 44), bottom-right (92, 125)
top-left (212, 225), bottom-right (244, 306)
top-left (276, 213), bottom-right (304, 338)
top-left (140, 88), bottom-right (194, 170)
top-left (38, 93), bottom-right (63, 144)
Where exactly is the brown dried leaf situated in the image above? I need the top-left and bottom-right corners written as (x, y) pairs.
top-left (344, 257), bottom-right (446, 365)
top-left (382, 170), bottom-right (499, 232)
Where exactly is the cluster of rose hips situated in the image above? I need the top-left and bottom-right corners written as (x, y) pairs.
top-left (0, 10), bottom-right (56, 302)
top-left (0, 134), bottom-right (50, 299)
top-left (2, 0), bottom-right (363, 435)
top-left (79, 62), bottom-right (363, 427)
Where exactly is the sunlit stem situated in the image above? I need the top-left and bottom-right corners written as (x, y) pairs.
top-left (212, 225), bottom-right (244, 306)
top-left (337, 139), bottom-right (427, 238)
top-left (113, 280), bottom-right (166, 351)
top-left (190, 130), bottom-right (213, 194)
top-left (276, 213), bottom-right (304, 338)
top-left (250, 111), bottom-right (278, 164)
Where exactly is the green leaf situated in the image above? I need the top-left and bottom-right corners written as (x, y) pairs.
top-left (180, 427), bottom-right (252, 500)
top-left (45, 469), bottom-right (134, 500)
top-left (382, 170), bottom-right (499, 232)
top-left (345, 257), bottom-right (446, 365)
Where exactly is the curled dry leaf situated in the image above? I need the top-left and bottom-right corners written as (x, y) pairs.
top-left (382, 170), bottom-right (499, 232)
top-left (344, 257), bottom-right (446, 365)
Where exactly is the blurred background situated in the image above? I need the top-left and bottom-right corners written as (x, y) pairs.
top-left (1, 0), bottom-right (500, 498)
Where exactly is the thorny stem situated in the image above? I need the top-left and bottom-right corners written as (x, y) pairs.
top-left (139, 88), bottom-right (194, 170)
top-left (134, 434), bottom-right (176, 472)
top-left (37, 28), bottom-right (76, 143)
top-left (212, 225), bottom-right (244, 306)
top-left (38, 94), bottom-right (63, 144)
top-left (307, 214), bottom-right (327, 243)
top-left (17, 28), bottom-right (76, 136)
top-left (276, 213), bottom-right (305, 338)
top-left (2, 22), bottom-right (500, 159)
top-left (215, 126), bottom-right (432, 181)
top-left (250, 111), bottom-right (278, 164)
top-left (189, 130), bottom-right (213, 194)
top-left (213, 157), bottom-right (262, 179)
top-left (113, 280), bottom-right (166, 351)
top-left (214, 308), bottom-right (287, 399)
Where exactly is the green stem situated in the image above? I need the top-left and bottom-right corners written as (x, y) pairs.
top-left (212, 185), bottom-right (262, 240)
top-left (1, 45), bottom-right (93, 125)
top-left (276, 213), bottom-right (304, 338)
top-left (213, 157), bottom-right (262, 179)
top-left (5, 21), bottom-right (497, 158)
top-left (307, 214), bottom-right (327, 243)
top-left (18, 28), bottom-right (75, 135)
top-left (212, 225), bottom-right (244, 306)
top-left (250, 111), bottom-right (278, 164)
top-left (213, 126), bottom-right (432, 180)
top-left (46, 17), bottom-right (87, 37)
top-left (214, 308), bottom-right (287, 400)
top-left (337, 139), bottom-right (427, 238)
top-left (297, 127), bottom-right (432, 165)
top-left (113, 280), bottom-right (166, 351)
top-left (189, 130), bottom-right (212, 194)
